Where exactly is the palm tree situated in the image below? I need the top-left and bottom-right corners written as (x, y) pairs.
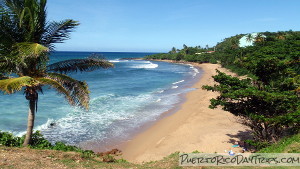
top-left (0, 0), bottom-right (113, 146)
top-left (246, 34), bottom-right (253, 43)
top-left (169, 47), bottom-right (177, 54)
top-left (182, 44), bottom-right (188, 55)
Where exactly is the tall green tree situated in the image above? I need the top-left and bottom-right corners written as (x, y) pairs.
top-left (0, 0), bottom-right (113, 146)
top-left (169, 47), bottom-right (177, 54)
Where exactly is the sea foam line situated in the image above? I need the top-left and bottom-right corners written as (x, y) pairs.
top-left (172, 80), bottom-right (185, 85)
top-left (109, 60), bottom-right (120, 63)
top-left (129, 61), bottom-right (158, 69)
top-left (172, 85), bottom-right (179, 89)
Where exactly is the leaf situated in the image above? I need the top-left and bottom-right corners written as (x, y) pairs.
top-left (14, 42), bottom-right (49, 58)
top-left (42, 19), bottom-right (79, 49)
top-left (0, 76), bottom-right (36, 94)
top-left (35, 77), bottom-right (75, 106)
top-left (47, 57), bottom-right (114, 74)
top-left (45, 73), bottom-right (90, 109)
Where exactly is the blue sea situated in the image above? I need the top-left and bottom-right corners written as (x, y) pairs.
top-left (0, 51), bottom-right (202, 151)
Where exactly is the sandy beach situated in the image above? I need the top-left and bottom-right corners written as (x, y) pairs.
top-left (120, 62), bottom-right (250, 163)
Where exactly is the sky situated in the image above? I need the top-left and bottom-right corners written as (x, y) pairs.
top-left (47, 0), bottom-right (300, 52)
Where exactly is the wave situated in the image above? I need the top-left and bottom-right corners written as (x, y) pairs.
top-left (134, 60), bottom-right (151, 64)
top-left (172, 80), bottom-right (185, 85)
top-left (129, 61), bottom-right (158, 69)
top-left (18, 118), bottom-right (57, 137)
top-left (109, 60), bottom-right (120, 63)
top-left (189, 65), bottom-right (200, 77)
top-left (38, 93), bottom-right (158, 144)
top-left (171, 85), bottom-right (179, 89)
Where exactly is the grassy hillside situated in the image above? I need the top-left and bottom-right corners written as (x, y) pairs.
top-left (258, 133), bottom-right (300, 153)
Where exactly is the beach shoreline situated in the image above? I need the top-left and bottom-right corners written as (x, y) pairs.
top-left (82, 60), bottom-right (203, 153)
top-left (119, 61), bottom-right (250, 163)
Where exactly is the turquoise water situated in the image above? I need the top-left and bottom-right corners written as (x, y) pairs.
top-left (0, 51), bottom-right (202, 150)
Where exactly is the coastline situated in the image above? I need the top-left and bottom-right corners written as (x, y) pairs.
top-left (82, 60), bottom-right (202, 153)
top-left (119, 61), bottom-right (250, 163)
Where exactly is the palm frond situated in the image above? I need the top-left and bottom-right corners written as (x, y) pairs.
top-left (0, 76), bottom-right (36, 94)
top-left (19, 6), bottom-right (34, 30)
top-left (14, 42), bottom-right (49, 58)
top-left (35, 77), bottom-right (75, 106)
top-left (34, 0), bottom-right (46, 41)
top-left (0, 4), bottom-right (21, 48)
top-left (45, 73), bottom-right (90, 109)
top-left (42, 19), bottom-right (79, 49)
top-left (47, 57), bottom-right (114, 74)
top-left (0, 43), bottom-right (49, 75)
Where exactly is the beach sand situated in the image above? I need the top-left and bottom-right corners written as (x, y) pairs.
top-left (119, 62), bottom-right (250, 163)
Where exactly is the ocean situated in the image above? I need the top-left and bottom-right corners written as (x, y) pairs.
top-left (0, 51), bottom-right (202, 151)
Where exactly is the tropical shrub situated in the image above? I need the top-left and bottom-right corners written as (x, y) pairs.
top-left (0, 130), bottom-right (94, 157)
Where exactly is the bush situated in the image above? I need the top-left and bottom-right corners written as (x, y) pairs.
top-left (0, 131), bottom-right (23, 147)
top-left (30, 131), bottom-right (52, 149)
top-left (0, 130), bottom-right (94, 157)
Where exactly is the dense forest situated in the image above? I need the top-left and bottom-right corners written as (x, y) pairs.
top-left (146, 31), bottom-right (300, 148)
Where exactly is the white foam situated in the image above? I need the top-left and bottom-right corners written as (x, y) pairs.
top-left (38, 93), bottom-right (158, 144)
top-left (130, 62), bottom-right (158, 69)
top-left (171, 85), bottom-right (178, 89)
top-left (109, 59), bottom-right (130, 63)
top-left (109, 60), bottom-right (120, 63)
top-left (15, 118), bottom-right (56, 137)
top-left (15, 131), bottom-right (26, 137)
top-left (193, 68), bottom-right (199, 74)
top-left (35, 118), bottom-right (56, 131)
top-left (135, 60), bottom-right (151, 64)
top-left (172, 80), bottom-right (185, 85)
top-left (190, 66), bottom-right (200, 77)
top-left (156, 98), bottom-right (162, 102)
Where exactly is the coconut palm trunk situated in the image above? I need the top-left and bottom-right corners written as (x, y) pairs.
top-left (23, 98), bottom-right (36, 146)
top-left (23, 87), bottom-right (38, 146)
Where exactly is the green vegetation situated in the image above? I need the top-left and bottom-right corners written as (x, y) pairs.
top-left (145, 44), bottom-right (218, 63)
top-left (258, 133), bottom-right (300, 153)
top-left (0, 0), bottom-right (113, 146)
top-left (203, 31), bottom-right (299, 148)
top-left (0, 130), bottom-right (93, 155)
top-left (147, 31), bottom-right (300, 149)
